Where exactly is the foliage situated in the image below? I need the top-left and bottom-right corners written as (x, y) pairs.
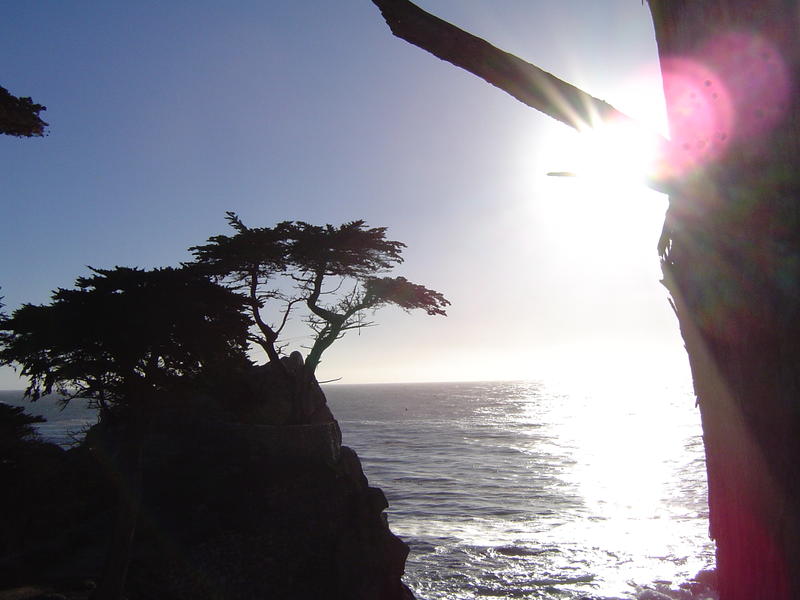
top-left (288, 220), bottom-right (405, 277)
top-left (0, 265), bottom-right (252, 600)
top-left (190, 212), bottom-right (291, 288)
top-left (362, 276), bottom-right (449, 315)
top-left (190, 214), bottom-right (449, 376)
top-left (0, 402), bottom-right (45, 448)
top-left (0, 85), bottom-right (48, 137)
top-left (0, 266), bottom-right (252, 413)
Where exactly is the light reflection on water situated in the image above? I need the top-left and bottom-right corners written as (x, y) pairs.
top-left (325, 379), bottom-right (714, 600)
top-left (536, 378), bottom-right (710, 596)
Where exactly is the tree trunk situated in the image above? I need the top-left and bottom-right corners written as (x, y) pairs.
top-left (649, 2), bottom-right (800, 598)
top-left (92, 418), bottom-right (146, 600)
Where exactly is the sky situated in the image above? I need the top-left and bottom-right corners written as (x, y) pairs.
top-left (0, 1), bottom-right (691, 387)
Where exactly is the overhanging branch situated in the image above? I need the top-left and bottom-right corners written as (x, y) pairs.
top-left (373, 0), bottom-right (635, 130)
top-left (372, 0), bottom-right (672, 193)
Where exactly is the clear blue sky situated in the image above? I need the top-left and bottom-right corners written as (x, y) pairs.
top-left (1, 1), bottom-right (690, 386)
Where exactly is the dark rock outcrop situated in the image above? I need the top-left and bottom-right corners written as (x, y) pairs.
top-left (206, 354), bottom-right (334, 426)
top-left (123, 417), bottom-right (413, 600)
top-left (0, 388), bottom-right (414, 600)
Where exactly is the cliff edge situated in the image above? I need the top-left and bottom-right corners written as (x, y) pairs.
top-left (0, 372), bottom-right (415, 600)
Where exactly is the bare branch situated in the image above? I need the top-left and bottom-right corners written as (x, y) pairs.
top-left (340, 320), bottom-right (377, 331)
top-left (274, 297), bottom-right (304, 337)
top-left (249, 270), bottom-right (278, 345)
top-left (306, 271), bottom-right (343, 325)
top-left (322, 277), bottom-right (346, 296)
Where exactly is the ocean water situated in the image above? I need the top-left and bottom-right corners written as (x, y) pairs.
top-left (2, 379), bottom-right (714, 600)
top-left (324, 380), bottom-right (714, 600)
top-left (1, 390), bottom-right (96, 446)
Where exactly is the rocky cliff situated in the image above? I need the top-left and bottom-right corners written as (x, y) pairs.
top-left (0, 375), bottom-right (415, 600)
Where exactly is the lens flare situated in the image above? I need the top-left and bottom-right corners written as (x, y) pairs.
top-left (658, 58), bottom-right (734, 178)
top-left (705, 31), bottom-right (791, 140)
top-left (657, 31), bottom-right (791, 179)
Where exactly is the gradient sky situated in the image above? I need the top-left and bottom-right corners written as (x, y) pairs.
top-left (0, 1), bottom-right (690, 387)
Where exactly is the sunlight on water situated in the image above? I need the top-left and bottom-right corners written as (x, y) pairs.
top-left (524, 378), bottom-right (710, 597)
top-left (327, 380), bottom-right (714, 600)
top-left (548, 382), bottom-right (687, 516)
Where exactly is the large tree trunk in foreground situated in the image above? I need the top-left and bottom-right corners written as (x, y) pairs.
top-left (373, 1), bottom-right (800, 598)
top-left (648, 2), bottom-right (800, 598)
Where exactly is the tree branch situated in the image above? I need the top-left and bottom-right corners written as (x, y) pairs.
top-left (249, 269), bottom-right (277, 344)
top-left (340, 320), bottom-right (376, 331)
top-left (274, 297), bottom-right (303, 337)
top-left (372, 0), bottom-right (635, 130)
top-left (246, 267), bottom-right (290, 377)
top-left (306, 270), bottom-right (342, 325)
top-left (372, 0), bottom-right (672, 193)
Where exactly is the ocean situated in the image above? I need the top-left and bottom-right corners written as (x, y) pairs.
top-left (1, 379), bottom-right (714, 600)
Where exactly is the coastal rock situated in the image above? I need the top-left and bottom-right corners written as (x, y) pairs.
top-left (217, 358), bottom-right (334, 426)
top-left (0, 391), bottom-right (413, 600)
top-left (125, 417), bottom-right (413, 600)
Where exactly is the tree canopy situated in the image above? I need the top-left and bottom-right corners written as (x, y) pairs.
top-left (190, 214), bottom-right (449, 377)
top-left (0, 266), bottom-right (251, 412)
top-left (0, 85), bottom-right (48, 137)
top-left (0, 403), bottom-right (45, 447)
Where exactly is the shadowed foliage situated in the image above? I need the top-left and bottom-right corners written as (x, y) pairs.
top-left (0, 266), bottom-right (251, 410)
top-left (0, 86), bottom-right (48, 137)
top-left (0, 402), bottom-right (45, 448)
top-left (0, 266), bottom-right (252, 600)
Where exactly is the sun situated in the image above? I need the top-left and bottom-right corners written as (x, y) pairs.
top-left (545, 118), bottom-right (662, 191)
top-left (523, 117), bottom-right (669, 269)
top-left (524, 59), bottom-right (669, 196)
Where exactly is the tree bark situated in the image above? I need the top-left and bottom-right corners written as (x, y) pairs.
top-left (374, 1), bottom-right (800, 598)
top-left (372, 0), bottom-right (635, 132)
top-left (649, 2), bottom-right (800, 598)
top-left (372, 0), bottom-right (673, 188)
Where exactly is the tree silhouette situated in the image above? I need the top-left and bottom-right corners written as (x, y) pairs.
top-left (0, 403), bottom-right (44, 449)
top-left (285, 220), bottom-right (448, 376)
top-left (372, 1), bottom-right (800, 598)
top-left (0, 85), bottom-right (48, 137)
top-left (190, 214), bottom-right (296, 374)
top-left (0, 266), bottom-right (251, 600)
top-left (191, 215), bottom-right (449, 397)
top-left (0, 266), bottom-right (250, 410)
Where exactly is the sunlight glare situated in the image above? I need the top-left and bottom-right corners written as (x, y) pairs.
top-left (549, 119), bottom-right (661, 191)
top-left (538, 372), bottom-right (708, 591)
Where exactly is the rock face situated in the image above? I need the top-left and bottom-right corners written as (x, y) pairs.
top-left (127, 416), bottom-right (414, 600)
top-left (0, 390), bottom-right (415, 600)
top-left (211, 355), bottom-right (335, 426)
